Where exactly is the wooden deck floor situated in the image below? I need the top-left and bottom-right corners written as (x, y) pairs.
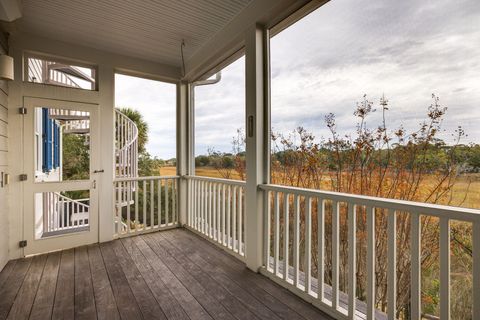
top-left (0, 228), bottom-right (333, 320)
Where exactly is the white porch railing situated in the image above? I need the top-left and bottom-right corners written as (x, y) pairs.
top-left (114, 176), bottom-right (179, 237)
top-left (185, 176), bottom-right (246, 260)
top-left (43, 192), bottom-right (89, 235)
top-left (259, 184), bottom-right (480, 320)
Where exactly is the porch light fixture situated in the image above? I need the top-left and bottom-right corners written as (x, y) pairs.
top-left (0, 54), bottom-right (14, 80)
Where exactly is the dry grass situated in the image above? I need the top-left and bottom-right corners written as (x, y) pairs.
top-left (158, 166), bottom-right (480, 209)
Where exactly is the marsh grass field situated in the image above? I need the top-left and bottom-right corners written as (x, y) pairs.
top-left (160, 166), bottom-right (480, 209)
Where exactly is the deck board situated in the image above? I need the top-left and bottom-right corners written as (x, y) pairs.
top-left (52, 249), bottom-right (75, 320)
top-left (0, 229), bottom-right (333, 320)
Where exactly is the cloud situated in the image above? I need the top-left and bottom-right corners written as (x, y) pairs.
top-left (117, 0), bottom-right (480, 158)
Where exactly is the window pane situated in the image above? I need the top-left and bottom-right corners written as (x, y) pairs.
top-left (194, 56), bottom-right (245, 181)
top-left (27, 56), bottom-right (96, 90)
top-left (34, 107), bottom-right (90, 182)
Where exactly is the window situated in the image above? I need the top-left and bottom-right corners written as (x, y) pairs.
top-left (26, 54), bottom-right (97, 90)
top-left (194, 56), bottom-right (245, 180)
top-left (269, 1), bottom-right (480, 318)
top-left (114, 74), bottom-right (176, 177)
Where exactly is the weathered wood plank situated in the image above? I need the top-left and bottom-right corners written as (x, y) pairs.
top-left (7, 254), bottom-right (47, 320)
top-left (110, 240), bottom-right (166, 320)
top-left (0, 260), bottom-right (17, 289)
top-left (161, 231), bottom-right (282, 320)
top-left (167, 229), bottom-right (331, 320)
top-left (29, 252), bottom-right (61, 320)
top-left (153, 232), bottom-right (259, 320)
top-left (74, 246), bottom-right (97, 320)
top-left (52, 249), bottom-right (75, 320)
top-left (121, 237), bottom-right (189, 320)
top-left (132, 236), bottom-right (212, 320)
top-left (145, 233), bottom-right (233, 320)
top-left (87, 244), bottom-right (120, 320)
top-left (0, 258), bottom-right (32, 319)
top-left (99, 242), bottom-right (143, 320)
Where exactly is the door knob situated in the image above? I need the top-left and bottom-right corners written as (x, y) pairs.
top-left (93, 169), bottom-right (104, 173)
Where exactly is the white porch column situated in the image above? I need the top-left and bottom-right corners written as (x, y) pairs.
top-left (244, 24), bottom-right (269, 272)
top-left (177, 81), bottom-right (189, 225)
top-left (98, 64), bottom-right (115, 242)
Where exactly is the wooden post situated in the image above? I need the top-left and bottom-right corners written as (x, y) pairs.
top-left (244, 24), bottom-right (269, 271)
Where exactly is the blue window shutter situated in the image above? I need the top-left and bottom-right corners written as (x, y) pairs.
top-left (42, 108), bottom-right (48, 172)
top-left (53, 122), bottom-right (60, 168)
top-left (46, 117), bottom-right (53, 171)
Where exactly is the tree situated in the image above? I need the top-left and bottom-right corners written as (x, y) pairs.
top-left (116, 107), bottom-right (149, 153)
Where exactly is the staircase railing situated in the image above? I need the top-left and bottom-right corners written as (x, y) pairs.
top-left (115, 109), bottom-right (139, 179)
top-left (43, 192), bottom-right (90, 235)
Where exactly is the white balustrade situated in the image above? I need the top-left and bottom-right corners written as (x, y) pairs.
top-left (114, 176), bottom-right (178, 237)
top-left (185, 176), bottom-right (246, 260)
top-left (259, 183), bottom-right (480, 320)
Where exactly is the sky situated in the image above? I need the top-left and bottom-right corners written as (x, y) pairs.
top-left (117, 0), bottom-right (480, 158)
top-left (115, 74), bottom-right (176, 159)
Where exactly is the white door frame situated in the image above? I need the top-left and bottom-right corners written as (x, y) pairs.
top-left (22, 96), bottom-right (100, 256)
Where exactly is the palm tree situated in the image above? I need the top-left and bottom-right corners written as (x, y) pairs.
top-left (116, 107), bottom-right (149, 153)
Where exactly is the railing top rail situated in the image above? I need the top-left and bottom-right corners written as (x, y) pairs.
top-left (114, 175), bottom-right (179, 182)
top-left (185, 175), bottom-right (246, 186)
top-left (260, 183), bottom-right (480, 222)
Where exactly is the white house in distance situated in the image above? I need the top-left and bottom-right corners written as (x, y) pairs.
top-left (0, 1), bottom-right (479, 320)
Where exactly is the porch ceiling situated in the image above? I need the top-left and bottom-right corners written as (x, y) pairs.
top-left (15, 0), bottom-right (253, 67)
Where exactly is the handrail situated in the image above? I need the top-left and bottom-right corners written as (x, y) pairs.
top-left (184, 175), bottom-right (246, 186)
top-left (114, 175), bottom-right (179, 182)
top-left (260, 183), bottom-right (480, 222)
top-left (115, 109), bottom-right (139, 179)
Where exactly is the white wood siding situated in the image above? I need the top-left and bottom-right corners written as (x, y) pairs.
top-left (0, 44), bottom-right (9, 272)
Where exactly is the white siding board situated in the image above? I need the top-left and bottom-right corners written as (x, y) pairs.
top-left (0, 121), bottom-right (7, 137)
top-left (0, 151), bottom-right (6, 166)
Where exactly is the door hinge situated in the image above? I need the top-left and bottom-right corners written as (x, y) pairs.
top-left (19, 107), bottom-right (27, 115)
top-left (19, 240), bottom-right (27, 248)
top-left (19, 174), bottom-right (28, 181)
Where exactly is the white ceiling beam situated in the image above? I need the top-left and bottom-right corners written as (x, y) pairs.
top-left (183, 0), bottom-right (313, 81)
top-left (0, 0), bottom-right (22, 22)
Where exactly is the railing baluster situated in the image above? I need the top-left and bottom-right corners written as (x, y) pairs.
top-left (238, 187), bottom-right (243, 256)
top-left (212, 183), bottom-right (216, 239)
top-left (366, 206), bottom-right (375, 320)
top-left (388, 209), bottom-right (397, 320)
top-left (348, 202), bottom-right (356, 319)
top-left (217, 183), bottom-right (221, 242)
top-left (150, 178), bottom-right (154, 228)
top-left (233, 186), bottom-right (237, 252)
top-left (283, 193), bottom-right (289, 281)
top-left (165, 178), bottom-right (169, 226)
top-left (411, 212), bottom-right (421, 320)
top-left (305, 196), bottom-right (312, 294)
top-left (157, 179), bottom-right (162, 226)
top-left (135, 181), bottom-right (139, 230)
top-left (293, 194), bottom-right (300, 287)
top-left (173, 179), bottom-right (177, 224)
top-left (264, 190), bottom-right (271, 270)
top-left (274, 191), bottom-right (280, 276)
top-left (473, 221), bottom-right (480, 320)
top-left (227, 185), bottom-right (231, 249)
top-left (127, 181), bottom-right (131, 233)
top-left (143, 180), bottom-right (147, 231)
top-left (222, 184), bottom-right (226, 246)
top-left (317, 198), bottom-right (325, 302)
top-left (332, 200), bottom-right (340, 309)
top-left (440, 217), bottom-right (450, 320)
